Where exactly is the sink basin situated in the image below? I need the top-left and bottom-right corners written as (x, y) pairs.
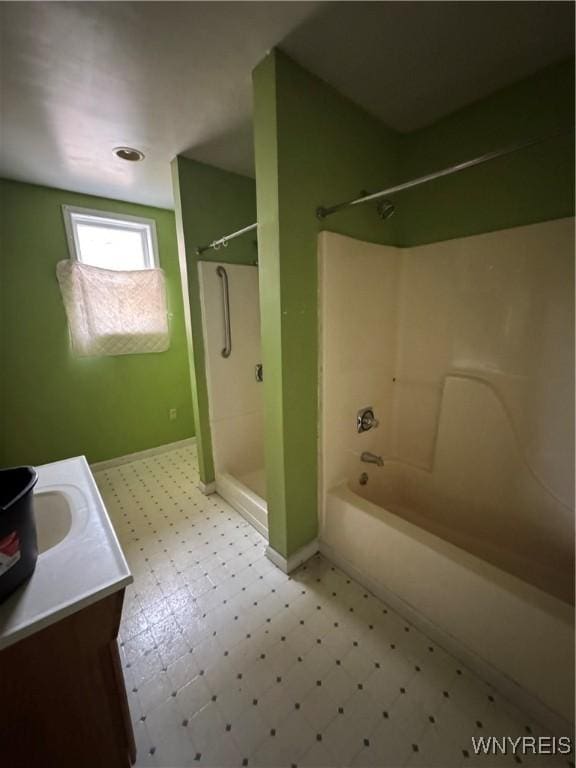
top-left (1, 456), bottom-right (132, 652)
top-left (33, 491), bottom-right (73, 554)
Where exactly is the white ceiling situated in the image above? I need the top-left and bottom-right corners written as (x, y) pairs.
top-left (283, 2), bottom-right (575, 133)
top-left (0, 2), bottom-right (573, 210)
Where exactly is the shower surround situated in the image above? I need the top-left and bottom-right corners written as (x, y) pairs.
top-left (198, 262), bottom-right (267, 535)
top-left (318, 219), bottom-right (574, 729)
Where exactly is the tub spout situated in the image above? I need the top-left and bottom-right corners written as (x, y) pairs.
top-left (361, 452), bottom-right (384, 467)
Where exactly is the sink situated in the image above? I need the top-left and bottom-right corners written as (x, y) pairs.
top-left (33, 491), bottom-right (73, 554)
top-left (1, 456), bottom-right (132, 652)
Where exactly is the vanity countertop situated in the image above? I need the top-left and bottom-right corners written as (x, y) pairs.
top-left (0, 456), bottom-right (132, 651)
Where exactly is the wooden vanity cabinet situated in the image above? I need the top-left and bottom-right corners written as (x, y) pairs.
top-left (0, 589), bottom-right (135, 768)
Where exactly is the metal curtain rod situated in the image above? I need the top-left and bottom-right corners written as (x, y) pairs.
top-left (316, 131), bottom-right (568, 220)
top-left (196, 222), bottom-right (258, 255)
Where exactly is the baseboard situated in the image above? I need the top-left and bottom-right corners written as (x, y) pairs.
top-left (267, 538), bottom-right (320, 574)
top-left (90, 437), bottom-right (196, 472)
top-left (198, 480), bottom-right (216, 496)
top-left (319, 540), bottom-right (572, 738)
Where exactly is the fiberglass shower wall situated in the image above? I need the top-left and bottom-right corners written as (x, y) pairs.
top-left (319, 217), bottom-right (575, 604)
top-left (198, 262), bottom-right (266, 507)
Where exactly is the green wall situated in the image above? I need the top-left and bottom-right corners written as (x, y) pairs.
top-left (253, 50), bottom-right (401, 558)
top-left (253, 51), bottom-right (574, 559)
top-left (397, 58), bottom-right (575, 246)
top-left (171, 158), bottom-right (257, 484)
top-left (0, 179), bottom-right (194, 466)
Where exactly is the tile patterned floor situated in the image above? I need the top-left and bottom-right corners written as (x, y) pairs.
top-left (95, 445), bottom-right (572, 768)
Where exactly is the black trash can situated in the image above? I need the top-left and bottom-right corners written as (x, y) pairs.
top-left (0, 466), bottom-right (39, 602)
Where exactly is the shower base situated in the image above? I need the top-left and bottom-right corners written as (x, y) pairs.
top-left (216, 470), bottom-right (268, 539)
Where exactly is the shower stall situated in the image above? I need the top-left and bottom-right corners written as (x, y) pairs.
top-left (318, 218), bottom-right (574, 730)
top-left (198, 261), bottom-right (267, 536)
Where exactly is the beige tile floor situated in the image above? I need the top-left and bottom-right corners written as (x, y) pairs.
top-left (94, 445), bottom-right (572, 768)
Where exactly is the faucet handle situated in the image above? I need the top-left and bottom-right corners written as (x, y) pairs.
top-left (357, 407), bottom-right (379, 433)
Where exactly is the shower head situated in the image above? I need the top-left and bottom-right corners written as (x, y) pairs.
top-left (377, 199), bottom-right (395, 220)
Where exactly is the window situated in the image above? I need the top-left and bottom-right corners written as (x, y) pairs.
top-left (57, 205), bottom-right (169, 357)
top-left (62, 206), bottom-right (159, 270)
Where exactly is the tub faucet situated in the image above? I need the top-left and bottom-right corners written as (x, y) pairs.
top-left (361, 452), bottom-right (384, 467)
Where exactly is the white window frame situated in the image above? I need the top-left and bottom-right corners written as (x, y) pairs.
top-left (62, 205), bottom-right (159, 270)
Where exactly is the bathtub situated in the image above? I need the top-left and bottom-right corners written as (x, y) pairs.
top-left (320, 481), bottom-right (574, 733)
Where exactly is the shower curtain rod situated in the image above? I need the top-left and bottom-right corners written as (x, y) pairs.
top-left (316, 131), bottom-right (568, 220)
top-left (196, 222), bottom-right (258, 255)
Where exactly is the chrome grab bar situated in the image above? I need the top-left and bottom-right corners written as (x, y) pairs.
top-left (216, 266), bottom-right (231, 358)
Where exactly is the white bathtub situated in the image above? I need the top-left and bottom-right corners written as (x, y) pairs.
top-left (320, 482), bottom-right (574, 733)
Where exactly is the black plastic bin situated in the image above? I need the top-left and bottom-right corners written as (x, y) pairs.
top-left (0, 466), bottom-right (39, 602)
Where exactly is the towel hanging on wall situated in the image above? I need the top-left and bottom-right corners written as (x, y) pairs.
top-left (56, 260), bottom-right (170, 357)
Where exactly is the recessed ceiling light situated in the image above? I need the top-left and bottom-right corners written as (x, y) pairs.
top-left (113, 146), bottom-right (145, 162)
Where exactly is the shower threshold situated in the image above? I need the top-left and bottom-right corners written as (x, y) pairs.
top-left (216, 470), bottom-right (268, 539)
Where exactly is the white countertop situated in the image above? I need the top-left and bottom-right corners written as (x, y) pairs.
top-left (0, 456), bottom-right (132, 651)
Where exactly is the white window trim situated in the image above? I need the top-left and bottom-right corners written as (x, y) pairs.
top-left (62, 204), bottom-right (160, 270)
